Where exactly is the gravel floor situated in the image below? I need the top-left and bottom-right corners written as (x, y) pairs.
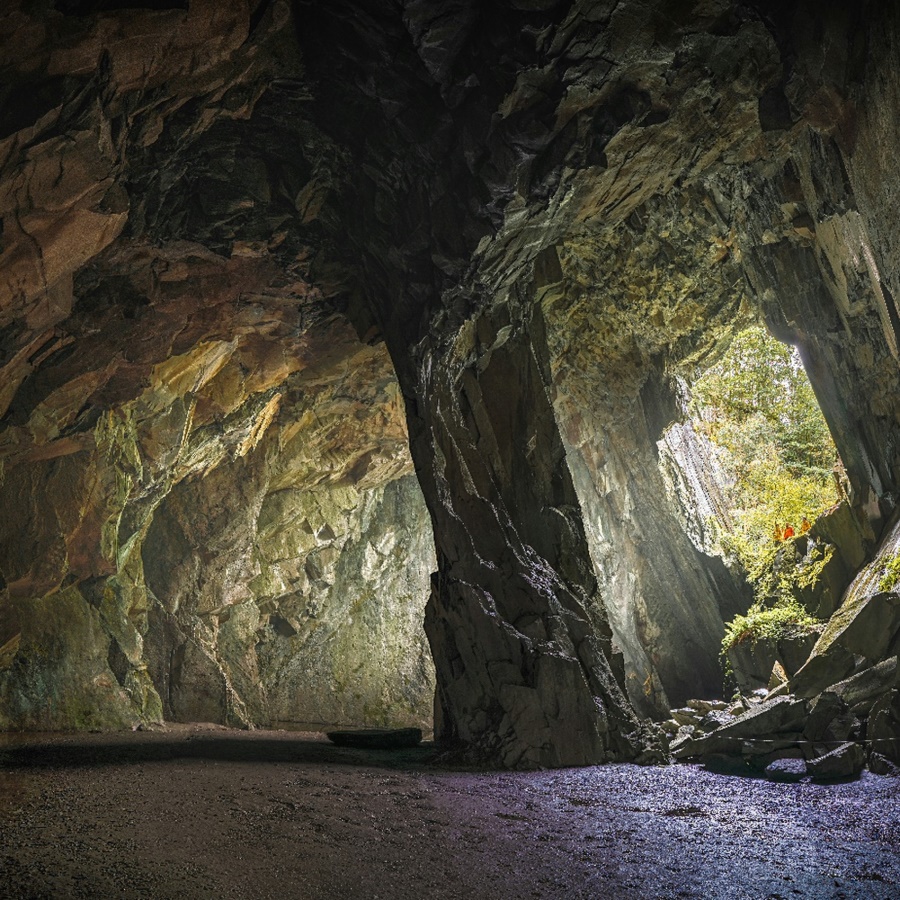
top-left (0, 725), bottom-right (898, 899)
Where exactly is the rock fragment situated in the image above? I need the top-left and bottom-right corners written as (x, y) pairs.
top-left (806, 742), bottom-right (866, 782)
top-left (764, 758), bottom-right (807, 782)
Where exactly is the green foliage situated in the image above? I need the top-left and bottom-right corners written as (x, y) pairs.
top-left (688, 326), bottom-right (837, 672)
top-left (690, 325), bottom-right (839, 595)
top-left (691, 327), bottom-right (835, 479)
top-left (721, 599), bottom-right (822, 653)
top-left (878, 553), bottom-right (900, 592)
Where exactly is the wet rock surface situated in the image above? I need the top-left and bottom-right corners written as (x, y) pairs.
top-left (0, 727), bottom-right (898, 899)
top-left (765, 757), bottom-right (807, 783)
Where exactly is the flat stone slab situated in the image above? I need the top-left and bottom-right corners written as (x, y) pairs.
top-left (326, 728), bottom-right (423, 749)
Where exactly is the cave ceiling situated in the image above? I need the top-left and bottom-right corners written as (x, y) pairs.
top-left (2, 0), bottom-right (900, 766)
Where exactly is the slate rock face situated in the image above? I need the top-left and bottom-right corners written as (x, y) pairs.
top-left (792, 521), bottom-right (900, 700)
top-left (726, 630), bottom-right (820, 696)
top-left (3, 0), bottom-right (900, 768)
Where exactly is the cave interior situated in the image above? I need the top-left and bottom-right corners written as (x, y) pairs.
top-left (1, 0), bottom-right (900, 778)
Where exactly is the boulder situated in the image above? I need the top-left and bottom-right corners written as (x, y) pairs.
top-left (792, 594), bottom-right (900, 698)
top-left (718, 695), bottom-right (808, 739)
top-left (765, 757), bottom-right (808, 782)
top-left (670, 707), bottom-right (701, 727)
top-left (806, 742), bottom-right (866, 781)
top-left (827, 657), bottom-right (899, 711)
top-left (669, 731), bottom-right (705, 757)
top-left (727, 633), bottom-right (819, 694)
top-left (868, 689), bottom-right (900, 764)
top-left (671, 695), bottom-right (807, 759)
top-left (739, 733), bottom-right (805, 759)
top-left (766, 681), bottom-right (791, 699)
top-left (686, 698), bottom-right (729, 714)
top-left (791, 517), bottom-right (900, 701)
top-left (803, 692), bottom-right (857, 743)
top-left (809, 501), bottom-right (873, 575)
top-left (777, 633), bottom-right (822, 678)
top-left (698, 710), bottom-right (735, 732)
top-left (867, 752), bottom-right (900, 776)
top-left (790, 650), bottom-right (857, 700)
top-left (726, 641), bottom-right (777, 694)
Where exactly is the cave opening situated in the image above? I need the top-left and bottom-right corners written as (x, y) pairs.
top-left (4, 0), bottom-right (900, 894)
top-left (664, 323), bottom-right (841, 562)
top-left (659, 322), bottom-right (845, 697)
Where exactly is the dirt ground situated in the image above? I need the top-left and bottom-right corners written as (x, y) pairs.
top-left (0, 725), bottom-right (898, 899)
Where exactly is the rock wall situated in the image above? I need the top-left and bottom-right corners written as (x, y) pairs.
top-left (717, 3), bottom-right (900, 531)
top-left (141, 473), bottom-right (435, 730)
top-left (0, 251), bottom-right (436, 730)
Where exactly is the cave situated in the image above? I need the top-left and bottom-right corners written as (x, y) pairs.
top-left (2, 1), bottom-right (900, 896)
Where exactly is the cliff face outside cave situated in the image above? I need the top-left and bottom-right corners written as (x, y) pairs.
top-left (2, 0), bottom-right (900, 768)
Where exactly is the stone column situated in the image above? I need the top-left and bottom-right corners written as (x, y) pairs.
top-left (398, 293), bottom-right (640, 768)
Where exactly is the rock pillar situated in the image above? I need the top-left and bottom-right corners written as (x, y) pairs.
top-left (400, 296), bottom-right (640, 767)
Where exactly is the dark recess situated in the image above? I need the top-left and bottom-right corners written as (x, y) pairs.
top-left (54, 0), bottom-right (188, 14)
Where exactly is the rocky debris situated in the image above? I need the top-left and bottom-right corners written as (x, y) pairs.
top-left (764, 758), bottom-right (808, 783)
top-left (726, 630), bottom-right (820, 695)
top-left (669, 689), bottom-right (871, 779)
top-left (807, 742), bottom-right (867, 782)
top-left (699, 710), bottom-right (735, 732)
top-left (662, 699), bottom-right (735, 738)
top-left (792, 521), bottom-right (900, 700)
top-left (326, 728), bottom-right (423, 749)
top-left (868, 752), bottom-right (900, 777)
top-left (803, 692), bottom-right (857, 744)
top-left (664, 519), bottom-right (900, 776)
top-left (827, 658), bottom-right (899, 712)
top-left (719, 505), bottom-right (878, 697)
top-left (670, 708), bottom-right (701, 728)
top-left (671, 648), bottom-right (896, 774)
top-left (683, 696), bottom-right (807, 754)
top-left (670, 659), bottom-right (897, 775)
top-left (687, 699), bottom-right (730, 714)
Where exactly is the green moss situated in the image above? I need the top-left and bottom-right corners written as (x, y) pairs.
top-left (722, 599), bottom-right (822, 653)
top-left (878, 552), bottom-right (900, 592)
